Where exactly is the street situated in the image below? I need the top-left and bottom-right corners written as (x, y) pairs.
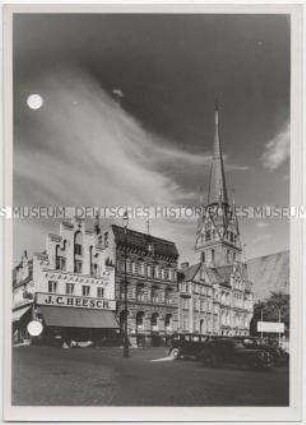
top-left (12, 346), bottom-right (289, 406)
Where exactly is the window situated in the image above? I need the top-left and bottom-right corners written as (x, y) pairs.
top-left (140, 262), bottom-right (145, 276)
top-left (227, 250), bottom-right (231, 263)
top-left (163, 269), bottom-right (169, 281)
top-left (211, 249), bottom-right (215, 262)
top-left (126, 260), bottom-right (132, 274)
top-left (74, 244), bottom-right (82, 256)
top-left (104, 232), bottom-right (109, 247)
top-left (201, 251), bottom-right (205, 263)
top-left (182, 315), bottom-right (189, 331)
top-left (154, 265), bottom-right (159, 279)
top-left (182, 298), bottom-right (189, 309)
top-left (151, 288), bottom-right (159, 303)
top-left (74, 260), bottom-right (82, 274)
top-left (205, 230), bottom-right (211, 241)
top-left (165, 287), bottom-right (171, 305)
top-left (56, 256), bottom-right (66, 271)
top-left (48, 281), bottom-right (57, 293)
top-left (136, 284), bottom-right (145, 302)
top-left (97, 287), bottom-right (104, 298)
top-left (233, 252), bottom-right (237, 261)
top-left (151, 313), bottom-right (159, 329)
top-left (66, 283), bottom-right (75, 295)
top-left (134, 262), bottom-right (139, 275)
top-left (82, 285), bottom-right (90, 297)
top-left (165, 314), bottom-right (172, 329)
top-left (92, 263), bottom-right (98, 277)
top-left (146, 265), bottom-right (151, 278)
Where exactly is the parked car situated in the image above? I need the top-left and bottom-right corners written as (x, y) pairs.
top-left (199, 338), bottom-right (273, 369)
top-left (168, 333), bottom-right (210, 360)
top-left (235, 337), bottom-right (289, 366)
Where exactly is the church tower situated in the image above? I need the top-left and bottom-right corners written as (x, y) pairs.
top-left (195, 104), bottom-right (242, 267)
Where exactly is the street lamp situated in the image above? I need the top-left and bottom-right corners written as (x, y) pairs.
top-left (122, 210), bottom-right (129, 358)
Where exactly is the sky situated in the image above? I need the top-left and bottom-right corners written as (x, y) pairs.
top-left (13, 13), bottom-right (290, 265)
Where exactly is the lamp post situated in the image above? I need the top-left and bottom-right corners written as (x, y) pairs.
top-left (122, 210), bottom-right (129, 358)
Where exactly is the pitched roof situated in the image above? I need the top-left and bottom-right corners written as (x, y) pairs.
top-left (179, 262), bottom-right (201, 281)
top-left (179, 261), bottom-right (252, 290)
top-left (111, 225), bottom-right (179, 259)
top-left (247, 250), bottom-right (289, 301)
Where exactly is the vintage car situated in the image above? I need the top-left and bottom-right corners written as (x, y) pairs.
top-left (199, 337), bottom-right (273, 369)
top-left (168, 333), bottom-right (210, 360)
top-left (234, 336), bottom-right (289, 366)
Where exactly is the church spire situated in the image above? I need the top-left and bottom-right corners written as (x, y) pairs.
top-left (208, 102), bottom-right (229, 205)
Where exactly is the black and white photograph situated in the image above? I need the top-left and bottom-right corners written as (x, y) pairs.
top-left (3, 3), bottom-right (304, 422)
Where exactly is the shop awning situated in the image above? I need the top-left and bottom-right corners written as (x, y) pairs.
top-left (39, 306), bottom-right (119, 329)
top-left (12, 305), bottom-right (32, 322)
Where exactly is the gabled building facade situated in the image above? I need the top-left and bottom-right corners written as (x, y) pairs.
top-left (178, 106), bottom-right (253, 336)
top-left (13, 218), bottom-right (117, 344)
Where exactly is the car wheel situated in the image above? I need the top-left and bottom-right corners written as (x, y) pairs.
top-left (170, 348), bottom-right (181, 360)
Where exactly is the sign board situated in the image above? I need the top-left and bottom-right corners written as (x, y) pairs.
top-left (257, 321), bottom-right (285, 333)
top-left (27, 320), bottom-right (43, 337)
top-left (35, 292), bottom-right (116, 311)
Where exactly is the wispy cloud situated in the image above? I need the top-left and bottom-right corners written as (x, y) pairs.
top-left (253, 233), bottom-right (271, 245)
top-left (256, 221), bottom-right (269, 228)
top-left (261, 123), bottom-right (290, 171)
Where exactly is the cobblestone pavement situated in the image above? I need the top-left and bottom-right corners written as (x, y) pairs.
top-left (12, 346), bottom-right (289, 406)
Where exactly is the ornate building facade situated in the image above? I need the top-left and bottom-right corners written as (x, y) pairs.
top-left (99, 224), bottom-right (179, 345)
top-left (178, 106), bottom-right (253, 336)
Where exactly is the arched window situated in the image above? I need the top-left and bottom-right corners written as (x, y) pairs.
top-left (151, 286), bottom-right (159, 303)
top-left (136, 311), bottom-right (145, 332)
top-left (200, 319), bottom-right (205, 334)
top-left (151, 312), bottom-right (159, 330)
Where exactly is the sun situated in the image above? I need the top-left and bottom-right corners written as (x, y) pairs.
top-left (27, 94), bottom-right (43, 110)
